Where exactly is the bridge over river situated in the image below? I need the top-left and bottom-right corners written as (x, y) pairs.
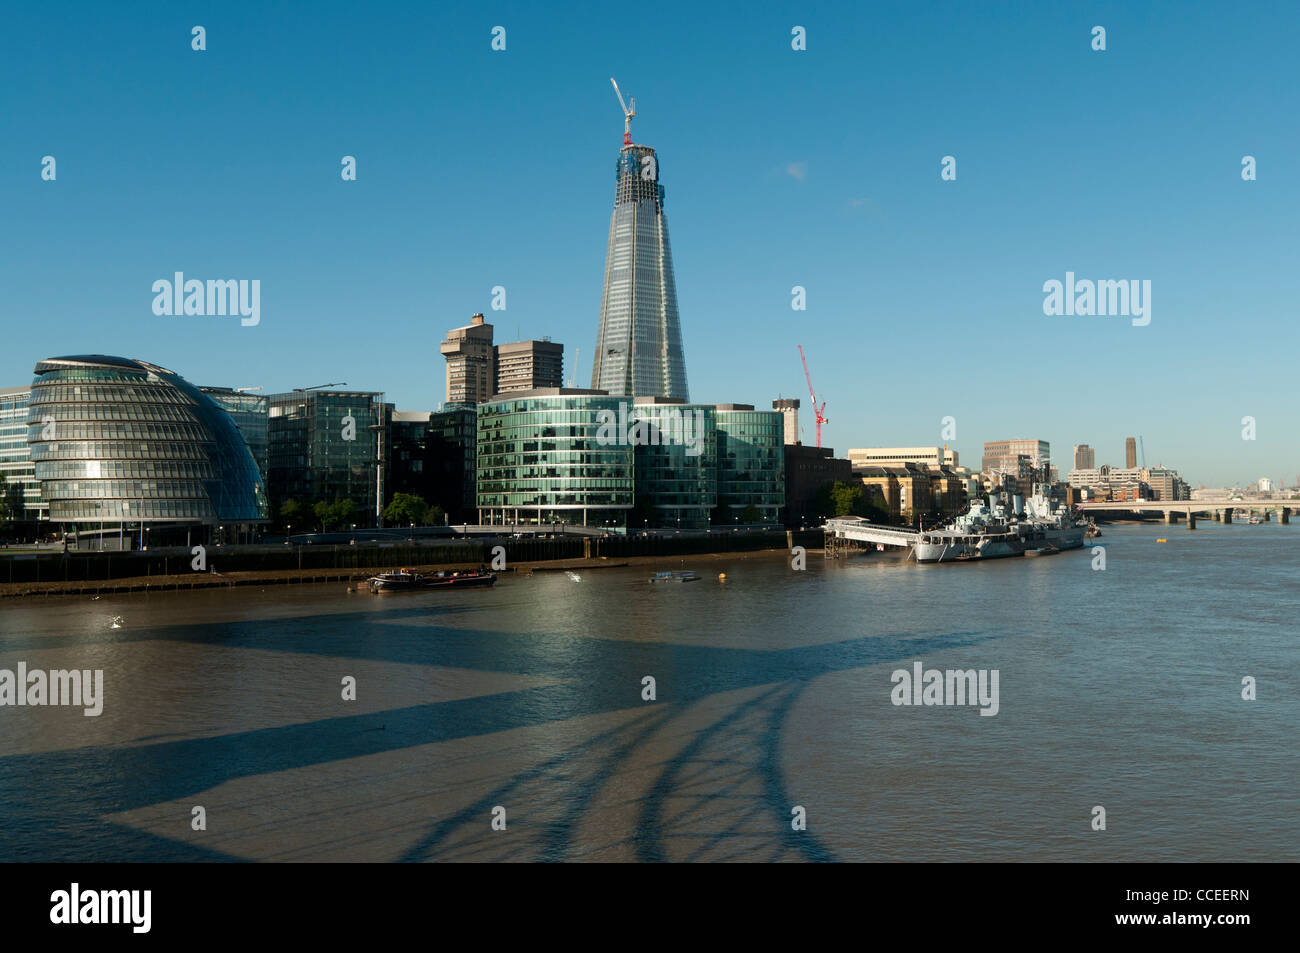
top-left (1077, 499), bottom-right (1297, 529)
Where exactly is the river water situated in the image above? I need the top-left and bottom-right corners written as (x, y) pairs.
top-left (1, 523), bottom-right (1296, 862)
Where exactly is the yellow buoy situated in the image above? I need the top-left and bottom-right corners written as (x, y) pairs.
top-left (718, 572), bottom-right (726, 580)
top-left (1156, 538), bottom-right (1167, 543)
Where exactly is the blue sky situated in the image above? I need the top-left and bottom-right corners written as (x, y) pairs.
top-left (2, 0), bottom-right (1297, 486)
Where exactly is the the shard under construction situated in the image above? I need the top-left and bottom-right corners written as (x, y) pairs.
top-left (591, 80), bottom-right (689, 400)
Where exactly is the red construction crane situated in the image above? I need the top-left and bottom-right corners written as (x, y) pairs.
top-left (797, 345), bottom-right (828, 448)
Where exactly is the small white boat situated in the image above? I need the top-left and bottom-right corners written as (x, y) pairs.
top-left (650, 570), bottom-right (699, 583)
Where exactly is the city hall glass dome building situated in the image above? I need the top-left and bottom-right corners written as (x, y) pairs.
top-left (27, 356), bottom-right (268, 547)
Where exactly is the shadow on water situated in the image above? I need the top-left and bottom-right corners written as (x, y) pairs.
top-left (0, 601), bottom-right (1004, 861)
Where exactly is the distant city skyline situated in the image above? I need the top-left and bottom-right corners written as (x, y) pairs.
top-left (3, 1), bottom-right (1297, 487)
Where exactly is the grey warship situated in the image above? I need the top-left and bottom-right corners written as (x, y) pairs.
top-left (913, 484), bottom-right (1086, 564)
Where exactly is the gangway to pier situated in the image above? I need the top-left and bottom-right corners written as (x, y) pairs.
top-left (823, 518), bottom-right (920, 556)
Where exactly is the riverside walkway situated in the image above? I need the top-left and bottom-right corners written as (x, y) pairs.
top-left (823, 518), bottom-right (920, 556)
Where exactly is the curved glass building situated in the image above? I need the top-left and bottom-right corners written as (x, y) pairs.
top-left (27, 356), bottom-right (268, 547)
top-left (476, 389), bottom-right (633, 528)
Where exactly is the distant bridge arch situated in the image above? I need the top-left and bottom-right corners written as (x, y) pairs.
top-left (1076, 500), bottom-right (1294, 530)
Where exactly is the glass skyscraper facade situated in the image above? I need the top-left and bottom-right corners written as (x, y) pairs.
top-left (474, 390), bottom-right (783, 530)
top-left (632, 398), bottom-right (716, 529)
top-left (26, 355), bottom-right (268, 544)
top-left (429, 404), bottom-right (477, 522)
top-left (387, 410), bottom-right (432, 504)
top-left (200, 387), bottom-right (269, 480)
top-left (267, 389), bottom-right (383, 524)
top-left (0, 386), bottom-right (43, 523)
top-left (591, 142), bottom-right (689, 400)
top-left (714, 405), bottom-right (785, 525)
top-left (477, 389), bottom-right (633, 527)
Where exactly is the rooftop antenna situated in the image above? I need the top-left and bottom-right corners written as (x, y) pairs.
top-left (610, 77), bottom-right (636, 146)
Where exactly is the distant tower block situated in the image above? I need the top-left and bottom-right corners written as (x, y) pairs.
top-left (495, 339), bottom-right (564, 394)
top-left (1125, 437), bottom-right (1137, 469)
top-left (591, 79), bottom-right (689, 400)
top-left (773, 398), bottom-right (800, 445)
top-left (441, 313), bottom-right (495, 406)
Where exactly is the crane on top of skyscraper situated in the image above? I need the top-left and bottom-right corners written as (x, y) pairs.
top-left (610, 78), bottom-right (636, 146)
top-left (797, 345), bottom-right (828, 448)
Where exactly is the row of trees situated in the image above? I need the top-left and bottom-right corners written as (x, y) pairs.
top-left (273, 493), bottom-right (445, 533)
top-left (383, 492), bottom-right (444, 527)
top-left (275, 498), bottom-right (357, 533)
top-left (813, 481), bottom-right (893, 523)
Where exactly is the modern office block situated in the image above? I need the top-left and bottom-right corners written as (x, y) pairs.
top-left (0, 386), bottom-right (43, 523)
top-left (428, 404), bottom-right (477, 522)
top-left (632, 396), bottom-right (716, 530)
top-left (772, 398), bottom-right (800, 446)
top-left (477, 388), bottom-right (634, 527)
top-left (713, 404), bottom-right (784, 525)
top-left (267, 388), bottom-right (383, 524)
top-left (495, 339), bottom-right (564, 394)
top-left (200, 386), bottom-right (269, 480)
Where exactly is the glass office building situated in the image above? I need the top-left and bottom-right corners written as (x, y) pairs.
top-left (477, 389), bottom-right (633, 527)
top-left (26, 355), bottom-right (268, 547)
top-left (267, 389), bottom-right (383, 524)
top-left (200, 386), bottom-right (269, 480)
top-left (591, 141), bottom-right (689, 400)
top-left (632, 397), bottom-right (716, 530)
top-left (0, 386), bottom-right (44, 524)
top-left (429, 404), bottom-right (477, 522)
top-left (388, 409), bottom-right (431, 502)
top-left (714, 404), bottom-right (784, 526)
